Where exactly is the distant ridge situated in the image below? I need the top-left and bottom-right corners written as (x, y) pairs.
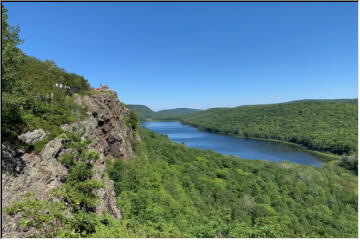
top-left (127, 104), bottom-right (202, 121)
top-left (156, 108), bottom-right (202, 115)
top-left (126, 105), bottom-right (155, 119)
top-left (181, 98), bottom-right (357, 155)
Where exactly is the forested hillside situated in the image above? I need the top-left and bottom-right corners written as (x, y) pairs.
top-left (126, 105), bottom-right (155, 119)
top-left (7, 125), bottom-right (358, 237)
top-left (100, 127), bottom-right (358, 237)
top-left (3, 6), bottom-right (120, 237)
top-left (182, 100), bottom-right (358, 155)
top-left (2, 5), bottom-right (358, 238)
top-left (127, 104), bottom-right (201, 121)
top-left (157, 108), bottom-right (202, 115)
top-left (2, 6), bottom-right (90, 146)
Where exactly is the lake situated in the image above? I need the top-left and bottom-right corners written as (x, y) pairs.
top-left (142, 121), bottom-right (324, 167)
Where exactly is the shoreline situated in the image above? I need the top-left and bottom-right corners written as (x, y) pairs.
top-left (232, 135), bottom-right (340, 162)
top-left (143, 119), bottom-right (341, 162)
top-left (182, 121), bottom-right (341, 162)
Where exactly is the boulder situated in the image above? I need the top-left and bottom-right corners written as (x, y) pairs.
top-left (18, 129), bottom-right (47, 145)
top-left (2, 144), bottom-right (26, 175)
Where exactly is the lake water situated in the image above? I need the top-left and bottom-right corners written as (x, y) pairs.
top-left (142, 121), bottom-right (323, 167)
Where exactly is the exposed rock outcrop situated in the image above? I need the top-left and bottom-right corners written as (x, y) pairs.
top-left (67, 92), bottom-right (139, 160)
top-left (63, 92), bottom-right (139, 218)
top-left (2, 140), bottom-right (68, 237)
top-left (18, 129), bottom-right (47, 145)
top-left (2, 145), bottom-right (26, 175)
top-left (2, 91), bottom-right (139, 237)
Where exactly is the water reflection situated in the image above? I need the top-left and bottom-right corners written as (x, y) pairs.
top-left (142, 121), bottom-right (323, 167)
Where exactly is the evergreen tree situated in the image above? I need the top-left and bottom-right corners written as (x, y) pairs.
top-left (1, 5), bottom-right (28, 141)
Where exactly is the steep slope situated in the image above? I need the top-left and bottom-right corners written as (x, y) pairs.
top-left (3, 92), bottom-right (357, 238)
top-left (182, 99), bottom-right (358, 155)
top-left (1, 7), bottom-right (357, 238)
top-left (2, 91), bottom-right (140, 237)
top-left (96, 127), bottom-right (358, 238)
top-left (2, 10), bottom-right (142, 236)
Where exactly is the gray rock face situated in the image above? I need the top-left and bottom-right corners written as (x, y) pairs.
top-left (71, 92), bottom-right (139, 160)
top-left (93, 159), bottom-right (122, 219)
top-left (63, 92), bottom-right (140, 218)
top-left (2, 141), bottom-right (68, 237)
top-left (40, 138), bottom-right (64, 161)
top-left (2, 144), bottom-right (26, 175)
top-left (2, 91), bottom-right (139, 237)
top-left (18, 129), bottom-right (47, 145)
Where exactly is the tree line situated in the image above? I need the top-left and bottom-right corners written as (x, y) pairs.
top-left (182, 99), bottom-right (358, 155)
top-left (2, 6), bottom-right (90, 146)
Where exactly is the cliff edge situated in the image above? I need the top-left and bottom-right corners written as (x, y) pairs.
top-left (2, 90), bottom-right (140, 237)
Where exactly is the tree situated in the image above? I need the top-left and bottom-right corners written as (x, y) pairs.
top-left (1, 5), bottom-right (28, 141)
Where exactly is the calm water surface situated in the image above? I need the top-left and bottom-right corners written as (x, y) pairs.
top-left (142, 121), bottom-right (323, 167)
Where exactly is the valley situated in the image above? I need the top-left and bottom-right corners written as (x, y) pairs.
top-left (131, 99), bottom-right (358, 158)
top-left (1, 4), bottom-right (358, 238)
top-left (142, 121), bottom-right (325, 166)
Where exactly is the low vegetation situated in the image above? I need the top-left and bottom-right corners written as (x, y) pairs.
top-left (2, 6), bottom-right (90, 147)
top-left (3, 5), bottom-right (358, 238)
top-left (6, 132), bottom-right (104, 237)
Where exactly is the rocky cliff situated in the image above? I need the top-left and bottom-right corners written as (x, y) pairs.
top-left (2, 90), bottom-right (139, 237)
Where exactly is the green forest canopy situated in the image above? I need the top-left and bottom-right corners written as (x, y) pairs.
top-left (126, 105), bottom-right (155, 119)
top-left (127, 104), bottom-right (202, 121)
top-left (8, 126), bottom-right (359, 238)
top-left (182, 99), bottom-right (358, 155)
top-left (98, 127), bottom-right (358, 237)
top-left (2, 6), bottom-right (90, 145)
top-left (2, 5), bottom-right (358, 238)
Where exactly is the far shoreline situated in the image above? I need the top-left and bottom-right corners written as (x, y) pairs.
top-left (141, 119), bottom-right (341, 163)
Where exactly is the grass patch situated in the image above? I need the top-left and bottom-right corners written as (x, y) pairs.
top-left (33, 128), bottom-right (64, 153)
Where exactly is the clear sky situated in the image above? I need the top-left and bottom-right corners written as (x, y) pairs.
top-left (5, 2), bottom-right (358, 111)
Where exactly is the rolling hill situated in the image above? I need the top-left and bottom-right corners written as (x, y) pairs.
top-left (127, 104), bottom-right (202, 121)
top-left (126, 104), bottom-right (155, 119)
top-left (182, 99), bottom-right (358, 155)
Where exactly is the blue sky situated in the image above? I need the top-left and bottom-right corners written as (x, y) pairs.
top-left (5, 2), bottom-right (358, 111)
